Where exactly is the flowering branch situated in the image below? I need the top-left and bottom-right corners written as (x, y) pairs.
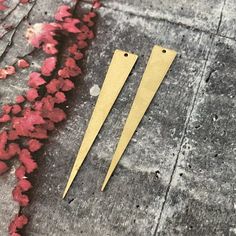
top-left (0, 1), bottom-right (101, 235)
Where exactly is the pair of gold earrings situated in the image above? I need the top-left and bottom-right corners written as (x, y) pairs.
top-left (63, 45), bottom-right (177, 198)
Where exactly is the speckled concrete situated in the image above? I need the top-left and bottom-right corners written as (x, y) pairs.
top-left (0, 0), bottom-right (236, 236)
top-left (0, 161), bottom-right (19, 236)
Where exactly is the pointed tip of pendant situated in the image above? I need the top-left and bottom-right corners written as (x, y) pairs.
top-left (101, 184), bottom-right (105, 192)
top-left (62, 186), bottom-right (69, 199)
top-left (62, 165), bottom-right (80, 199)
top-left (101, 176), bottom-right (110, 192)
top-left (62, 191), bottom-right (67, 199)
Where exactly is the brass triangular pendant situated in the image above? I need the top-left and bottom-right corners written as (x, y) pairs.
top-left (101, 45), bottom-right (177, 191)
top-left (63, 50), bottom-right (138, 198)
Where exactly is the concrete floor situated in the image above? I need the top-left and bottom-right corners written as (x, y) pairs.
top-left (0, 0), bottom-right (236, 235)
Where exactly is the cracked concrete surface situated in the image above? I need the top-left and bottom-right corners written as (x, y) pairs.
top-left (0, 0), bottom-right (236, 235)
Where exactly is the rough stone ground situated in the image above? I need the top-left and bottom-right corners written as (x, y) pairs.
top-left (0, 0), bottom-right (236, 235)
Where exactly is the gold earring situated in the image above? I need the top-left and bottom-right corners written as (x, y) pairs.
top-left (63, 50), bottom-right (138, 198)
top-left (101, 45), bottom-right (176, 191)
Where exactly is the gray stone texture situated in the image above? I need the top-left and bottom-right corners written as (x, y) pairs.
top-left (0, 0), bottom-right (236, 236)
top-left (0, 162), bottom-right (19, 235)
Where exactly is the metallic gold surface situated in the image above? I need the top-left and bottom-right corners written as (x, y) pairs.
top-left (63, 50), bottom-right (138, 198)
top-left (101, 46), bottom-right (177, 191)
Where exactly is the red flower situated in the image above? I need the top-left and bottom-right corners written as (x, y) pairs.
top-left (78, 25), bottom-right (94, 40)
top-left (62, 18), bottom-right (80, 33)
top-left (0, 131), bottom-right (20, 160)
top-left (28, 72), bottom-right (46, 88)
top-left (8, 130), bottom-right (19, 141)
top-left (46, 78), bottom-right (62, 94)
top-left (15, 166), bottom-right (26, 180)
top-left (41, 95), bottom-right (55, 111)
top-left (55, 5), bottom-right (72, 21)
top-left (26, 23), bottom-right (60, 48)
top-left (0, 131), bottom-right (7, 149)
top-left (12, 105), bottom-right (22, 115)
top-left (6, 66), bottom-right (16, 75)
top-left (8, 143), bottom-right (20, 156)
top-left (0, 68), bottom-right (7, 79)
top-left (61, 79), bottom-right (75, 91)
top-left (17, 59), bottom-right (30, 69)
top-left (43, 107), bottom-right (66, 123)
top-left (0, 0), bottom-right (7, 11)
top-left (77, 40), bottom-right (88, 49)
top-left (2, 104), bottom-right (12, 114)
top-left (19, 149), bottom-right (37, 173)
top-left (26, 88), bottom-right (39, 101)
top-left (92, 0), bottom-right (101, 9)
top-left (0, 161), bottom-right (8, 175)
top-left (0, 141), bottom-right (17, 163)
top-left (27, 139), bottom-right (43, 152)
top-left (16, 95), bottom-right (25, 104)
top-left (0, 65), bottom-right (15, 79)
top-left (82, 12), bottom-right (96, 27)
top-left (18, 179), bottom-right (32, 192)
top-left (9, 215), bottom-right (28, 234)
top-left (41, 57), bottom-right (57, 76)
top-left (12, 109), bottom-right (45, 136)
top-left (55, 91), bottom-right (66, 103)
top-left (12, 186), bottom-right (29, 206)
top-left (58, 67), bottom-right (70, 78)
top-left (2, 1), bottom-right (101, 233)
top-left (43, 43), bottom-right (58, 55)
top-left (68, 44), bottom-right (84, 60)
top-left (10, 233), bottom-right (21, 236)
top-left (65, 57), bottom-right (82, 76)
top-left (65, 57), bottom-right (75, 68)
top-left (0, 144), bottom-right (19, 161)
top-left (0, 114), bottom-right (11, 123)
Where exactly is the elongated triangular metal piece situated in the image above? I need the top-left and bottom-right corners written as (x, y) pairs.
top-left (63, 50), bottom-right (138, 198)
top-left (101, 45), bottom-right (177, 191)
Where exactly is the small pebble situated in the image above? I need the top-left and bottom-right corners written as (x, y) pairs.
top-left (90, 84), bottom-right (100, 97)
